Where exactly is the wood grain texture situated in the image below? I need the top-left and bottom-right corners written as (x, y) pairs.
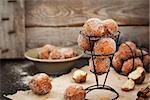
top-left (0, 0), bottom-right (25, 58)
top-left (25, 0), bottom-right (149, 27)
top-left (0, 0), bottom-right (2, 58)
top-left (6, 1), bottom-right (16, 58)
top-left (14, 0), bottom-right (25, 58)
top-left (26, 27), bottom-right (81, 49)
top-left (26, 26), bottom-right (149, 51)
top-left (0, 0), bottom-right (3, 58)
top-left (1, 0), bottom-right (10, 58)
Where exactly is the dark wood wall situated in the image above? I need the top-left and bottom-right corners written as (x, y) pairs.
top-left (0, 0), bottom-right (149, 58)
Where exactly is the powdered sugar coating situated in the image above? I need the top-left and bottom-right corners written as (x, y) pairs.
top-left (119, 41), bottom-right (136, 60)
top-left (89, 58), bottom-right (110, 73)
top-left (83, 18), bottom-right (104, 36)
top-left (121, 58), bottom-right (143, 75)
top-left (59, 48), bottom-right (77, 58)
top-left (94, 38), bottom-right (116, 55)
top-left (29, 73), bottom-right (52, 95)
top-left (64, 85), bottom-right (86, 100)
top-left (49, 49), bottom-right (62, 59)
top-left (77, 34), bottom-right (93, 51)
top-left (112, 51), bottom-right (123, 72)
top-left (102, 19), bottom-right (118, 35)
top-left (38, 44), bottom-right (56, 59)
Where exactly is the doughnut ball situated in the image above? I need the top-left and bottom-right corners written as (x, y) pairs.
top-left (64, 85), bottom-right (86, 100)
top-left (38, 48), bottom-right (49, 59)
top-left (43, 44), bottom-right (56, 52)
top-left (128, 67), bottom-right (145, 84)
top-left (143, 55), bottom-right (150, 72)
top-left (49, 49), bottom-right (62, 59)
top-left (135, 49), bottom-right (150, 72)
top-left (29, 73), bottom-right (52, 95)
top-left (72, 70), bottom-right (87, 83)
top-left (143, 55), bottom-right (150, 67)
top-left (121, 79), bottom-right (135, 91)
top-left (121, 58), bottom-right (143, 75)
top-left (112, 51), bottom-right (123, 72)
top-left (38, 44), bottom-right (56, 59)
top-left (60, 48), bottom-right (77, 59)
top-left (94, 38), bottom-right (116, 55)
top-left (119, 41), bottom-right (136, 60)
top-left (82, 18), bottom-right (104, 36)
top-left (135, 49), bottom-right (148, 57)
top-left (102, 19), bottom-right (118, 35)
top-left (89, 57), bottom-right (110, 73)
top-left (77, 34), bottom-right (94, 51)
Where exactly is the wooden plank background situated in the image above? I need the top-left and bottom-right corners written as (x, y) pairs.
top-left (25, 0), bottom-right (149, 26)
top-left (0, 0), bottom-right (149, 58)
top-left (25, 0), bottom-right (149, 51)
top-left (26, 26), bottom-right (149, 49)
top-left (0, 0), bottom-right (25, 58)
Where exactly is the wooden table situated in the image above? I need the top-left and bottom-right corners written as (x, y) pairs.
top-left (0, 59), bottom-right (88, 100)
top-left (1, 59), bottom-right (150, 100)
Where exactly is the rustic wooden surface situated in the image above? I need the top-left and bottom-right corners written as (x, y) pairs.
top-left (1, 0), bottom-right (10, 58)
top-left (0, 0), bottom-right (149, 58)
top-left (14, 0), bottom-right (25, 58)
top-left (25, 0), bottom-right (149, 27)
top-left (0, 59), bottom-right (88, 100)
top-left (4, 65), bottom-right (150, 100)
top-left (0, 0), bottom-right (25, 58)
top-left (0, 0), bottom-right (2, 57)
top-left (25, 0), bottom-right (149, 55)
top-left (26, 26), bottom-right (149, 50)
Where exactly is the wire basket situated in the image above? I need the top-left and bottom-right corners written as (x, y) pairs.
top-left (80, 30), bottom-right (120, 100)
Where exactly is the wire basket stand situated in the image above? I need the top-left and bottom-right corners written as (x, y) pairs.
top-left (80, 31), bottom-right (120, 100)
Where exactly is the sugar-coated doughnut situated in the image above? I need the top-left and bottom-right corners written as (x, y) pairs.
top-left (64, 85), bottom-right (86, 100)
top-left (102, 19), bottom-right (118, 35)
top-left (135, 49), bottom-right (148, 57)
top-left (121, 79), bottom-right (135, 91)
top-left (38, 44), bottom-right (56, 59)
top-left (72, 70), bottom-right (87, 83)
top-left (29, 73), bottom-right (52, 95)
top-left (128, 67), bottom-right (145, 84)
top-left (49, 49), bottom-right (62, 59)
top-left (83, 18), bottom-right (104, 36)
top-left (112, 51), bottom-right (123, 72)
top-left (121, 58), bottom-right (143, 75)
top-left (89, 57), bottom-right (110, 73)
top-left (77, 34), bottom-right (94, 51)
top-left (60, 48), bottom-right (77, 58)
top-left (143, 55), bottom-right (150, 72)
top-left (94, 38), bottom-right (116, 55)
top-left (119, 41), bottom-right (136, 60)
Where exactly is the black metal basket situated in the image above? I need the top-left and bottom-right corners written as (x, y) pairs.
top-left (80, 30), bottom-right (120, 100)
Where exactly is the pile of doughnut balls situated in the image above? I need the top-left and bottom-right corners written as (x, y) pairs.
top-left (78, 18), bottom-right (118, 73)
top-left (38, 44), bottom-right (77, 60)
top-left (112, 41), bottom-right (150, 75)
top-left (112, 41), bottom-right (150, 91)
